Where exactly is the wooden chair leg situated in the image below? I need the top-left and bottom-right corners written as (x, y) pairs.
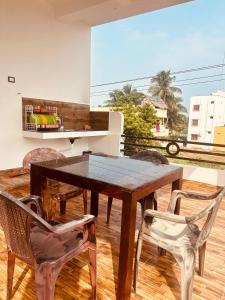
top-left (35, 263), bottom-right (62, 300)
top-left (106, 196), bottom-right (113, 224)
top-left (88, 248), bottom-right (97, 299)
top-left (153, 198), bottom-right (158, 210)
top-left (179, 250), bottom-right (196, 300)
top-left (83, 189), bottom-right (88, 214)
top-left (133, 228), bottom-right (143, 292)
top-left (198, 242), bottom-right (206, 276)
top-left (7, 251), bottom-right (15, 300)
top-left (60, 200), bottom-right (67, 215)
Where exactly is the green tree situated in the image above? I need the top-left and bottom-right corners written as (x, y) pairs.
top-left (149, 70), bottom-right (187, 134)
top-left (112, 101), bottom-right (157, 155)
top-left (167, 96), bottom-right (188, 133)
top-left (105, 84), bottom-right (145, 107)
top-left (104, 84), bottom-right (165, 154)
top-left (118, 103), bottom-right (157, 137)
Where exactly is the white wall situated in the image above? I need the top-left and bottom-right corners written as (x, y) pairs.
top-left (0, 0), bottom-right (91, 169)
top-left (181, 164), bottom-right (225, 187)
top-left (89, 112), bottom-right (124, 156)
top-left (188, 91), bottom-right (225, 146)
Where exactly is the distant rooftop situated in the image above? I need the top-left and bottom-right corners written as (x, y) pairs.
top-left (211, 90), bottom-right (225, 97)
top-left (140, 96), bottom-right (168, 109)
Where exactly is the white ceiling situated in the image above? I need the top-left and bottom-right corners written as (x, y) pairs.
top-left (46, 0), bottom-right (192, 26)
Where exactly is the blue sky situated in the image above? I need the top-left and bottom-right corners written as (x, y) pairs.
top-left (91, 0), bottom-right (225, 108)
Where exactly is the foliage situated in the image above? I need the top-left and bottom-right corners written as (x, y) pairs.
top-left (105, 86), bottom-right (157, 154)
top-left (114, 103), bottom-right (157, 154)
top-left (105, 84), bottom-right (145, 107)
top-left (149, 70), bottom-right (187, 135)
top-left (115, 103), bottom-right (157, 136)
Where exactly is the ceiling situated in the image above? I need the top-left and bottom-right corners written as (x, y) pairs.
top-left (45, 0), bottom-right (192, 26)
top-left (46, 0), bottom-right (108, 17)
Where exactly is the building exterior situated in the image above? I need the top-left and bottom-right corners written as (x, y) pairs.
top-left (187, 91), bottom-right (225, 145)
top-left (141, 97), bottom-right (169, 137)
top-left (214, 126), bottom-right (225, 152)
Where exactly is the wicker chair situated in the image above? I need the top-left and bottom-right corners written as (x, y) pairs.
top-left (22, 148), bottom-right (88, 219)
top-left (106, 151), bottom-right (169, 224)
top-left (0, 190), bottom-right (96, 300)
top-left (133, 186), bottom-right (225, 300)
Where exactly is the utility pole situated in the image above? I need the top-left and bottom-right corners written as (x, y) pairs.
top-left (220, 51), bottom-right (225, 90)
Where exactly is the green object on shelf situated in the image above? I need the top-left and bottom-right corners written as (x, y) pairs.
top-left (29, 114), bottom-right (57, 125)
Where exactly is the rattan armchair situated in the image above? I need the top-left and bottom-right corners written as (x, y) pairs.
top-left (106, 151), bottom-right (169, 224)
top-left (133, 186), bottom-right (225, 300)
top-left (0, 191), bottom-right (96, 300)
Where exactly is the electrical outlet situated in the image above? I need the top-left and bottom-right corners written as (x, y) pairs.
top-left (8, 76), bottom-right (15, 83)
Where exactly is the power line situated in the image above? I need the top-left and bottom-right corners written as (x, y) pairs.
top-left (177, 78), bottom-right (225, 87)
top-left (176, 73), bottom-right (225, 82)
top-left (91, 73), bottom-right (225, 95)
top-left (92, 77), bottom-right (225, 97)
top-left (91, 63), bottom-right (225, 88)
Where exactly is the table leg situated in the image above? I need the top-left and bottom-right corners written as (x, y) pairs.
top-left (117, 196), bottom-right (137, 300)
top-left (172, 178), bottom-right (182, 214)
top-left (90, 191), bottom-right (99, 217)
top-left (30, 165), bottom-right (45, 196)
top-left (142, 193), bottom-right (154, 211)
top-left (30, 165), bottom-right (46, 214)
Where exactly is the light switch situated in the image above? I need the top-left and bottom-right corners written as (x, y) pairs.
top-left (8, 76), bottom-right (15, 83)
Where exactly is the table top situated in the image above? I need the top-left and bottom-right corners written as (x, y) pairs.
top-left (32, 154), bottom-right (183, 200)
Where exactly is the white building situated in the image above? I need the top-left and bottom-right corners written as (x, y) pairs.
top-left (187, 91), bottom-right (225, 144)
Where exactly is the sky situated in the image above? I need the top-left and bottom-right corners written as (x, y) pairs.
top-left (90, 0), bottom-right (225, 109)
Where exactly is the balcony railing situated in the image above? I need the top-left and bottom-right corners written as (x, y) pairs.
top-left (120, 134), bottom-right (225, 168)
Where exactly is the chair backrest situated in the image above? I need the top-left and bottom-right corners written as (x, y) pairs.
top-left (0, 191), bottom-right (34, 262)
top-left (23, 148), bottom-right (65, 171)
top-left (131, 150), bottom-right (169, 165)
top-left (197, 187), bottom-right (225, 247)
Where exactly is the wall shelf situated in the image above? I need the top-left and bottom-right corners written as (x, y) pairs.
top-left (22, 130), bottom-right (109, 140)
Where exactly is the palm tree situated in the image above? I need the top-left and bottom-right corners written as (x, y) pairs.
top-left (149, 70), bottom-right (182, 102)
top-left (149, 70), bottom-right (187, 134)
top-left (167, 96), bottom-right (188, 132)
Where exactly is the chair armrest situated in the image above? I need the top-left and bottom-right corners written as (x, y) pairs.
top-left (20, 195), bottom-right (44, 217)
top-left (184, 200), bottom-right (217, 223)
top-left (18, 195), bottom-right (95, 234)
top-left (173, 189), bottom-right (222, 200)
top-left (168, 188), bottom-right (223, 213)
top-left (15, 195), bottom-right (95, 235)
top-left (144, 209), bottom-right (188, 224)
top-left (51, 214), bottom-right (95, 234)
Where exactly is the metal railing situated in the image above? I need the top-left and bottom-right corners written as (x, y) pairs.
top-left (120, 134), bottom-right (225, 167)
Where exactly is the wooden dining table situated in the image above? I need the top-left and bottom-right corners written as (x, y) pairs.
top-left (30, 154), bottom-right (183, 300)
